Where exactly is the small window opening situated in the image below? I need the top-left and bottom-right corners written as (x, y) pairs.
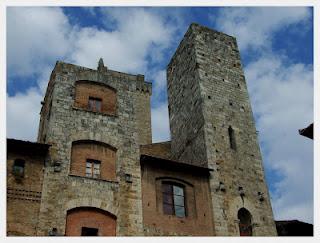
top-left (13, 159), bottom-right (25, 178)
top-left (85, 159), bottom-right (101, 178)
top-left (228, 126), bottom-right (236, 150)
top-left (88, 97), bottom-right (102, 112)
top-left (81, 227), bottom-right (98, 236)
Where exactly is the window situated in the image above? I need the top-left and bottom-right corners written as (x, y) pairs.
top-left (238, 208), bottom-right (253, 236)
top-left (85, 159), bottom-right (101, 178)
top-left (81, 227), bottom-right (98, 236)
top-left (162, 183), bottom-right (186, 217)
top-left (12, 159), bottom-right (25, 177)
top-left (228, 126), bottom-right (236, 150)
top-left (88, 97), bottom-right (102, 112)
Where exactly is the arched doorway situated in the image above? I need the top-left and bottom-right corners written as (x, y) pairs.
top-left (238, 208), bottom-right (253, 236)
top-left (65, 207), bottom-right (116, 236)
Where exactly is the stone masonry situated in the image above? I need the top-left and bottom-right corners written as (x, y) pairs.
top-left (7, 23), bottom-right (277, 236)
top-left (167, 23), bottom-right (277, 235)
top-left (36, 60), bottom-right (152, 236)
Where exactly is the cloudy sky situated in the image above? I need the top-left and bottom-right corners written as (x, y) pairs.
top-left (6, 7), bottom-right (313, 223)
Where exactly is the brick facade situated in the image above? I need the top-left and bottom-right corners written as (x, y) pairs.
top-left (141, 155), bottom-right (214, 236)
top-left (65, 207), bottom-right (116, 236)
top-left (74, 81), bottom-right (117, 116)
top-left (70, 140), bottom-right (116, 181)
top-left (7, 139), bottom-right (49, 236)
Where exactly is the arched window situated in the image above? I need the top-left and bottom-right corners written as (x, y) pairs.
top-left (228, 126), bottom-right (236, 150)
top-left (70, 140), bottom-right (116, 181)
top-left (65, 207), bottom-right (116, 236)
top-left (162, 182), bottom-right (186, 218)
top-left (74, 81), bottom-right (117, 116)
top-left (238, 208), bottom-right (253, 236)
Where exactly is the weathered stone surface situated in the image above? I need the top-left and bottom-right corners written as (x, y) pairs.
top-left (36, 61), bottom-right (152, 236)
top-left (167, 23), bottom-right (277, 236)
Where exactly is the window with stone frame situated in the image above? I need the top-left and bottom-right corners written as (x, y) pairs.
top-left (162, 182), bottom-right (186, 217)
top-left (85, 159), bottom-right (101, 178)
top-left (88, 97), bottom-right (102, 112)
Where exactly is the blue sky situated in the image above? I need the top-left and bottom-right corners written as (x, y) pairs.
top-left (7, 7), bottom-right (313, 223)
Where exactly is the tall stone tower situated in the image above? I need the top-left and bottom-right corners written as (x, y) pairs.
top-left (167, 23), bottom-right (277, 236)
top-left (36, 60), bottom-right (152, 236)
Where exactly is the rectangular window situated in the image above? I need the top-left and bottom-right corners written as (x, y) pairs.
top-left (162, 183), bottom-right (186, 217)
top-left (85, 159), bottom-right (101, 178)
top-left (81, 227), bottom-right (98, 236)
top-left (12, 159), bottom-right (25, 178)
top-left (88, 97), bottom-right (102, 112)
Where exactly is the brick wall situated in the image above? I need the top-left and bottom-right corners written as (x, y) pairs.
top-left (70, 141), bottom-right (116, 181)
top-left (74, 81), bottom-right (117, 116)
top-left (7, 152), bottom-right (45, 236)
top-left (140, 142), bottom-right (172, 160)
top-left (65, 207), bottom-right (116, 236)
top-left (141, 162), bottom-right (214, 236)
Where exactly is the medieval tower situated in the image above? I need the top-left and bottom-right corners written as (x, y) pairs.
top-left (167, 23), bottom-right (276, 235)
top-left (36, 59), bottom-right (152, 235)
top-left (7, 23), bottom-right (277, 236)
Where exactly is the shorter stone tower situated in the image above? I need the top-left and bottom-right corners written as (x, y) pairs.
top-left (36, 59), bottom-right (152, 236)
top-left (167, 23), bottom-right (277, 236)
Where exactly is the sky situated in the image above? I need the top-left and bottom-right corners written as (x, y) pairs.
top-left (6, 7), bottom-right (313, 224)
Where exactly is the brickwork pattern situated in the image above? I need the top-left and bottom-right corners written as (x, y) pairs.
top-left (141, 162), bottom-right (214, 236)
top-left (65, 207), bottom-right (116, 236)
top-left (70, 141), bottom-right (116, 181)
top-left (7, 152), bottom-right (45, 236)
top-left (74, 81), bottom-right (117, 116)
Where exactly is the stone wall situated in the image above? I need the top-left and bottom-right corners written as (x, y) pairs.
top-left (167, 23), bottom-right (277, 236)
top-left (36, 61), bottom-right (152, 236)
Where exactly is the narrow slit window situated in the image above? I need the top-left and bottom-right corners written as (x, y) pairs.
top-left (228, 126), bottom-right (236, 150)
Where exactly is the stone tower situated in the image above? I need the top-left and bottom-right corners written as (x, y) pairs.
top-left (36, 60), bottom-right (151, 236)
top-left (167, 23), bottom-right (277, 236)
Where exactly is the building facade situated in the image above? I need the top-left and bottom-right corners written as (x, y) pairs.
top-left (7, 23), bottom-right (277, 236)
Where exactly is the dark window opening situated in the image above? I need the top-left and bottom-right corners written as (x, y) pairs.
top-left (228, 126), bottom-right (236, 150)
top-left (162, 183), bottom-right (186, 218)
top-left (81, 227), bottom-right (98, 236)
top-left (86, 159), bottom-right (101, 178)
top-left (238, 208), bottom-right (253, 236)
top-left (88, 97), bottom-right (102, 112)
top-left (12, 159), bottom-right (25, 177)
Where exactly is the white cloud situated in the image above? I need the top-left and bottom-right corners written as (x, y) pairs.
top-left (70, 8), bottom-right (176, 74)
top-left (214, 7), bottom-right (311, 51)
top-left (7, 7), bottom-right (72, 77)
top-left (7, 88), bottom-right (42, 141)
top-left (245, 55), bottom-right (313, 223)
top-left (7, 7), bottom-right (178, 142)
